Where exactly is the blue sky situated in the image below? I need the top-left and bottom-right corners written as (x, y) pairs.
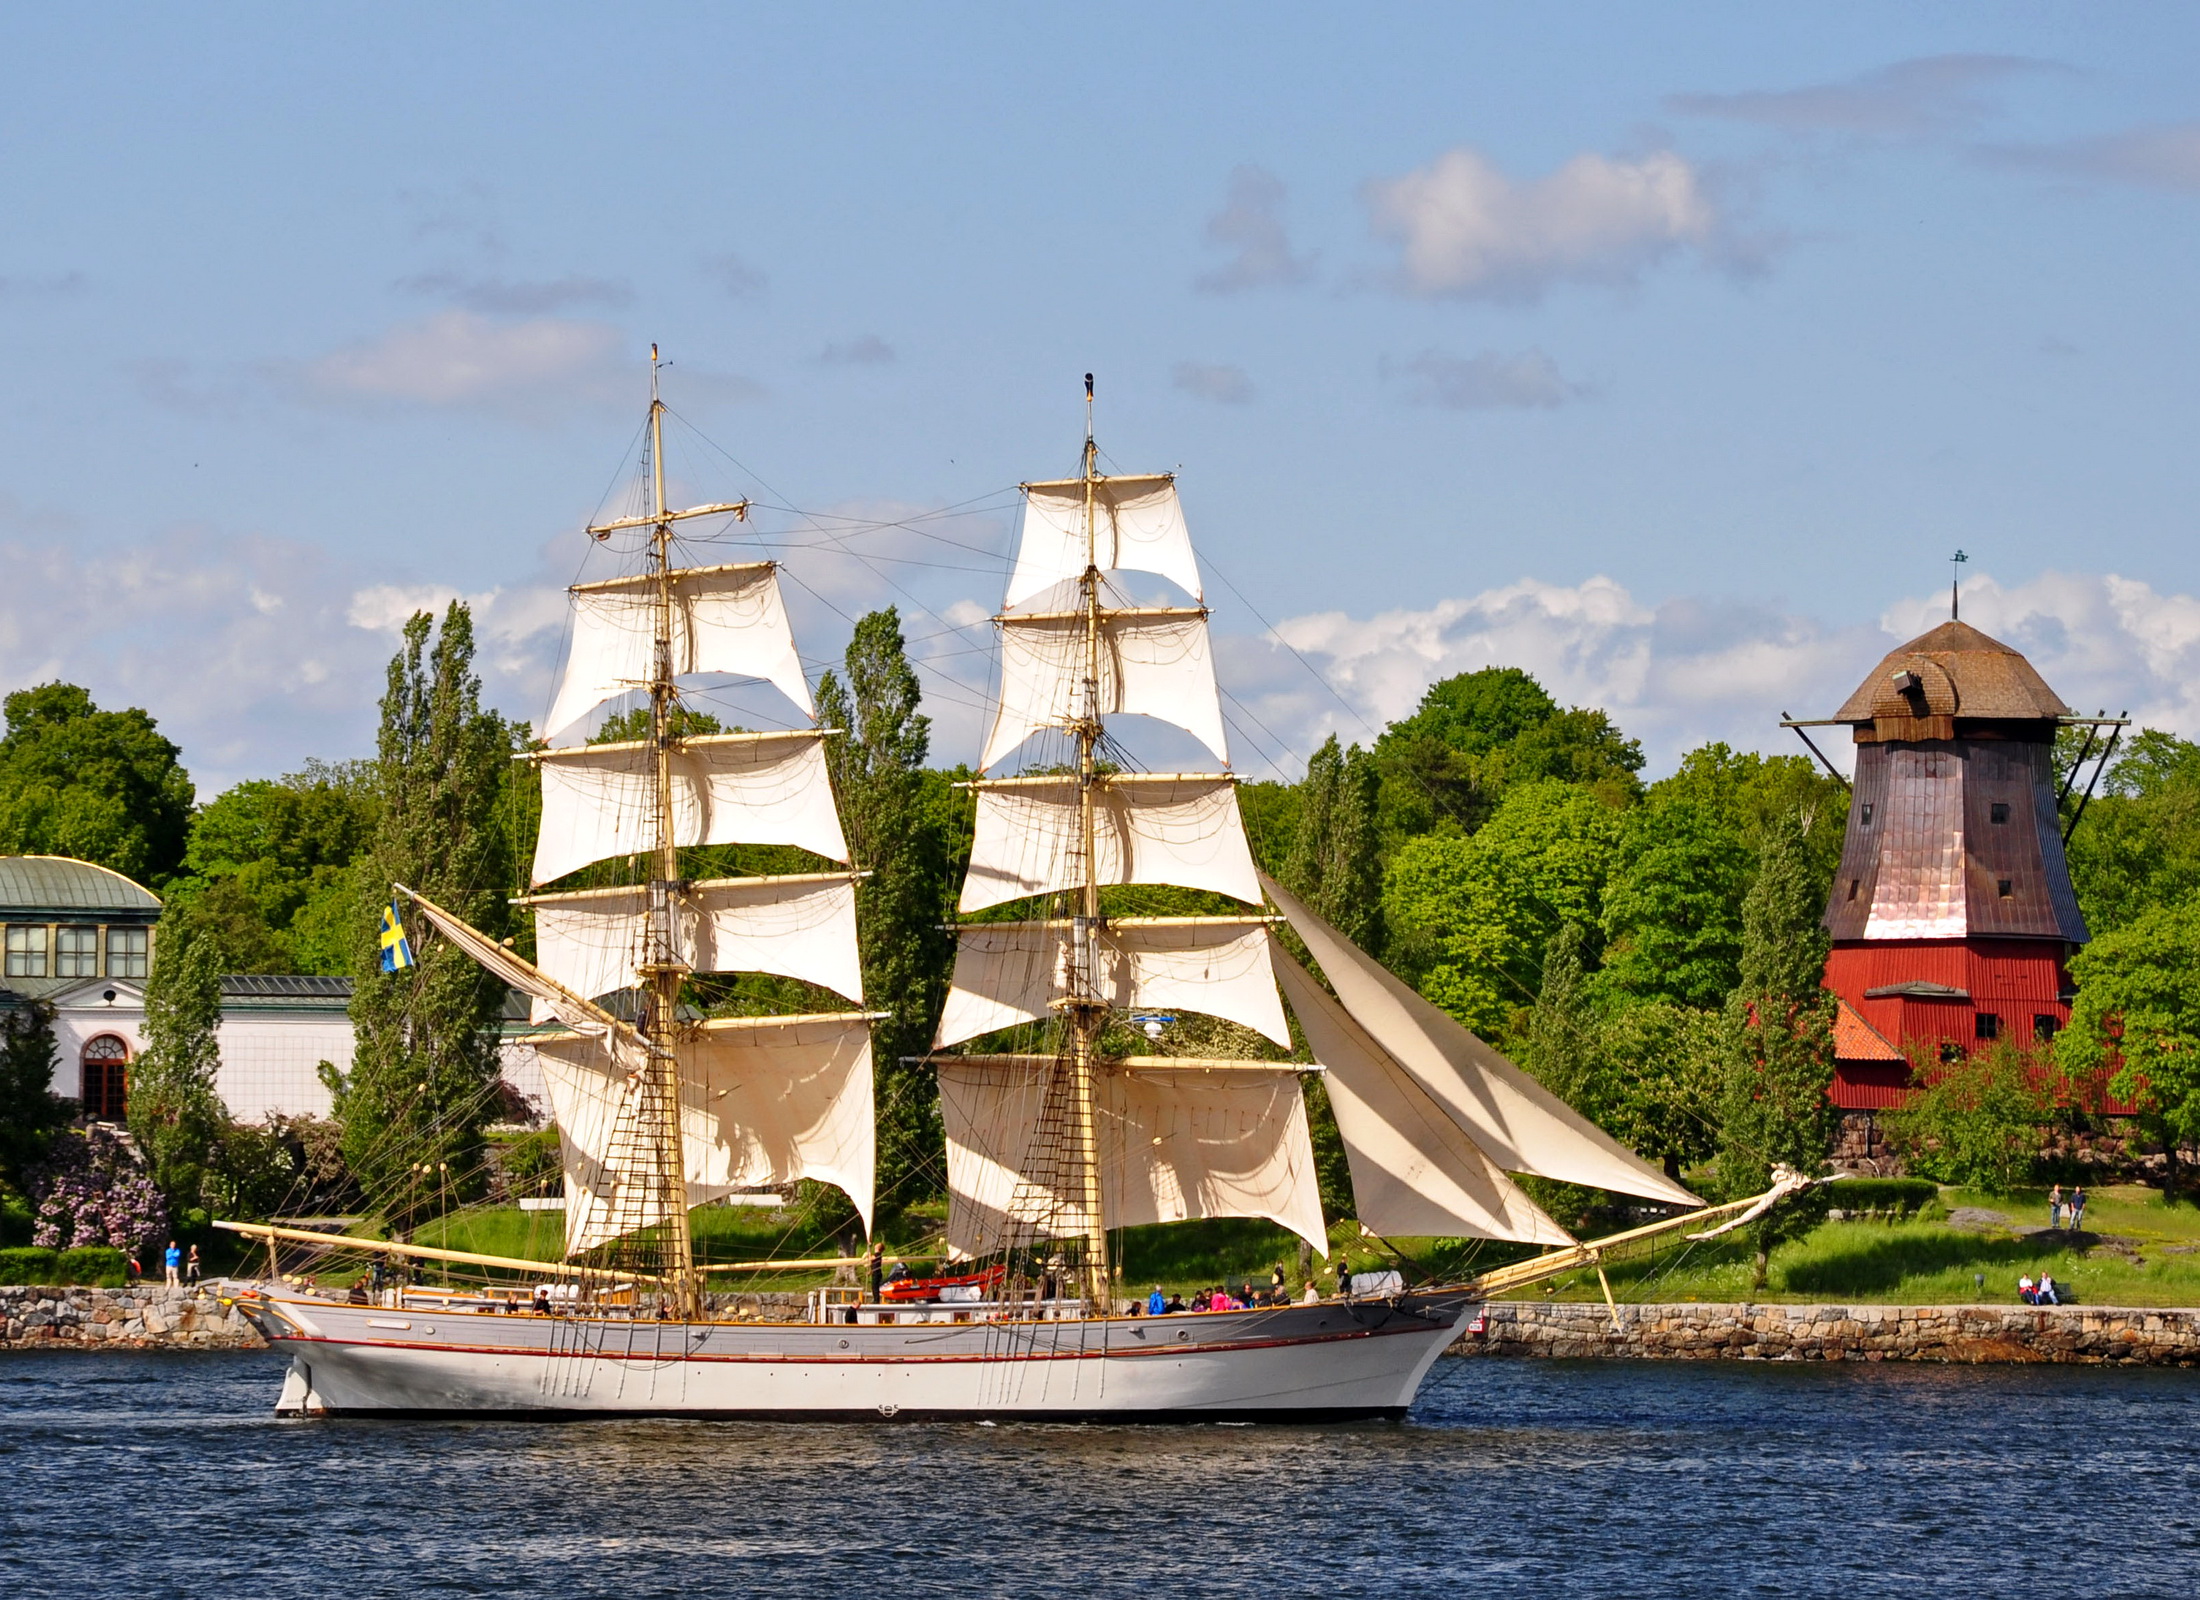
top-left (6, 5), bottom-right (2200, 789)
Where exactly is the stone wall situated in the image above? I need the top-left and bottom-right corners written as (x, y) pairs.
top-left (2, 1286), bottom-right (264, 1350)
top-left (1455, 1299), bottom-right (2200, 1365)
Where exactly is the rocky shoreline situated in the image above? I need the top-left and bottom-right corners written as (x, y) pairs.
top-left (1454, 1300), bottom-right (2200, 1365)
top-left (2, 1285), bottom-right (264, 1350)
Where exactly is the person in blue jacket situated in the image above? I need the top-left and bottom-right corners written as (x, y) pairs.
top-left (1147, 1285), bottom-right (1168, 1316)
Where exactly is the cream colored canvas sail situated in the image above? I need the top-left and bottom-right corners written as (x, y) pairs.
top-left (959, 774), bottom-right (1260, 912)
top-left (1261, 873), bottom-right (1699, 1208)
top-left (531, 731), bottom-right (848, 886)
top-left (1006, 475), bottom-right (1201, 610)
top-left (980, 607), bottom-right (1227, 771)
top-left (400, 884), bottom-right (629, 1044)
top-left (538, 1013), bottom-right (877, 1256)
top-left (934, 917), bottom-right (1291, 1050)
top-left (543, 561), bottom-right (813, 743)
top-left (1276, 953), bottom-right (1574, 1246)
top-left (936, 1056), bottom-right (1326, 1259)
top-left (520, 873), bottom-right (864, 1022)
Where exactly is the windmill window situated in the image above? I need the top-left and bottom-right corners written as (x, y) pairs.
top-left (1997, 879), bottom-right (2014, 898)
top-left (1860, 804), bottom-right (1874, 827)
top-left (1975, 1013), bottom-right (2001, 1041)
top-left (2034, 1015), bottom-right (2059, 1044)
top-left (1846, 879), bottom-right (1860, 901)
top-left (1990, 802), bottom-right (2010, 824)
top-left (4, 925), bottom-right (48, 978)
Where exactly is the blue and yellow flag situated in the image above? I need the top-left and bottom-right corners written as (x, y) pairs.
top-left (379, 902), bottom-right (415, 973)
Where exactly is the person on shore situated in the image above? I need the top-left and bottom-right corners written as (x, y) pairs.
top-left (2037, 1273), bottom-right (2061, 1306)
top-left (2018, 1275), bottom-right (2037, 1304)
top-left (163, 1240), bottom-right (181, 1287)
top-left (2070, 1186), bottom-right (2088, 1231)
top-left (2049, 1184), bottom-right (2064, 1230)
top-left (185, 1244), bottom-right (201, 1286)
top-left (1148, 1284), bottom-right (1167, 1316)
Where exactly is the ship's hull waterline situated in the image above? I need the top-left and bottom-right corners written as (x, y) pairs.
top-left (239, 1288), bottom-right (1472, 1421)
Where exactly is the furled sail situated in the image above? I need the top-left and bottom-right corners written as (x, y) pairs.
top-left (543, 561), bottom-right (813, 744)
top-left (959, 774), bottom-right (1260, 912)
top-left (538, 1013), bottom-right (877, 1257)
top-left (1262, 873), bottom-right (1699, 1208)
top-left (935, 917), bottom-right (1291, 1050)
top-left (1005, 475), bottom-right (1201, 610)
top-left (980, 607), bottom-right (1227, 771)
top-left (936, 1056), bottom-right (1326, 1259)
top-left (520, 872), bottom-right (864, 1022)
top-left (1276, 953), bottom-right (1574, 1246)
top-left (531, 731), bottom-right (849, 886)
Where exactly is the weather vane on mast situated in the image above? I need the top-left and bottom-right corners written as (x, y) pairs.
top-left (1950, 549), bottom-right (1968, 621)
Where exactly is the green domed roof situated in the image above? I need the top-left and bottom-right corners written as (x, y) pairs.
top-left (0, 856), bottom-right (161, 915)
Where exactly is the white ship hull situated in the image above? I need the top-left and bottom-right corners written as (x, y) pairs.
top-left (238, 1287), bottom-right (1472, 1421)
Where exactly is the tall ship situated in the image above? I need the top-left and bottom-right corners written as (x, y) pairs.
top-left (226, 363), bottom-right (1791, 1419)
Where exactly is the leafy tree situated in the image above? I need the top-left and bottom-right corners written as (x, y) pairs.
top-left (1715, 810), bottom-right (1837, 1288)
top-left (0, 997), bottom-right (66, 1192)
top-left (1883, 1042), bottom-right (2059, 1193)
top-left (1520, 922), bottom-right (1598, 1107)
top-left (128, 909), bottom-right (230, 1219)
top-left (817, 608), bottom-right (955, 1214)
top-left (1283, 735), bottom-right (1383, 952)
top-left (334, 604), bottom-right (514, 1233)
top-left (1382, 777), bottom-right (1625, 1039)
top-left (0, 682), bottom-right (194, 885)
top-left (1597, 1000), bottom-right (1724, 1181)
top-left (30, 1124), bottom-right (169, 1253)
top-left (1236, 778), bottom-right (1301, 879)
top-left (2064, 894), bottom-right (2200, 1200)
top-left (1371, 667), bottom-right (1641, 842)
top-left (2065, 731), bottom-right (2200, 938)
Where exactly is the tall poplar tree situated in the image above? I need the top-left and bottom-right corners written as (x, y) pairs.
top-left (1715, 809), bottom-right (1836, 1288)
top-left (334, 604), bottom-right (514, 1233)
top-left (816, 608), bottom-right (953, 1211)
top-left (1284, 734), bottom-right (1384, 953)
top-left (0, 997), bottom-right (66, 1193)
top-left (128, 910), bottom-right (229, 1219)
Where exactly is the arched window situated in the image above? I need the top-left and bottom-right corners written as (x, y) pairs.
top-left (81, 1034), bottom-right (130, 1121)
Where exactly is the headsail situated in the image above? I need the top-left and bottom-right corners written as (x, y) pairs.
top-left (1262, 872), bottom-right (1700, 1208)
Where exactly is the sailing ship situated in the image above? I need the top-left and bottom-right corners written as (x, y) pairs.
top-left (224, 362), bottom-right (1801, 1419)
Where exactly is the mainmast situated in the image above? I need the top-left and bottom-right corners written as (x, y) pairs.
top-left (640, 344), bottom-right (701, 1317)
top-left (1064, 372), bottom-right (1110, 1308)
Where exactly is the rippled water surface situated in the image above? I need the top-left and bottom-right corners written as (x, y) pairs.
top-left (4, 1349), bottom-right (2196, 1597)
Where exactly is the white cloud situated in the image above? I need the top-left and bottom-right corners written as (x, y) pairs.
top-left (1391, 348), bottom-right (1584, 410)
top-left (1670, 54), bottom-right (2056, 138)
top-left (1986, 123), bottom-right (2200, 193)
top-left (1172, 361), bottom-right (1253, 405)
top-left (1197, 165), bottom-right (1313, 292)
top-left (1364, 146), bottom-right (1719, 301)
top-left (293, 310), bottom-right (628, 412)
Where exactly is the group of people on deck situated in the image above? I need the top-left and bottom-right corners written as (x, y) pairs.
top-left (1134, 1262), bottom-right (1335, 1316)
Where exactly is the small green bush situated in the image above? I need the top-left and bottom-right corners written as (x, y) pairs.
top-left (0, 1246), bottom-right (60, 1284)
top-left (56, 1246), bottom-right (126, 1287)
top-left (1831, 1178), bottom-right (1940, 1213)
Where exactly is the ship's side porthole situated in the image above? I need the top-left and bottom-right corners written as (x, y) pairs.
top-left (838, 1338), bottom-right (850, 1350)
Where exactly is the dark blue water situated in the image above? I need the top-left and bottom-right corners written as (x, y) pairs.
top-left (3, 1350), bottom-right (2195, 1598)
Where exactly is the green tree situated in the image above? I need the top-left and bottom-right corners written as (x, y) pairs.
top-left (0, 682), bottom-right (194, 885)
top-left (0, 996), bottom-right (66, 1193)
top-left (1520, 921), bottom-right (1598, 1107)
top-left (2065, 731), bottom-right (2200, 938)
top-left (1597, 1000), bottom-right (1724, 1181)
top-left (1883, 1042), bottom-right (2059, 1193)
top-left (1382, 777), bottom-right (1625, 1038)
top-left (128, 910), bottom-right (229, 1219)
top-left (817, 608), bottom-right (955, 1214)
top-left (333, 604), bottom-right (514, 1233)
top-left (2064, 894), bottom-right (2200, 1200)
top-left (1283, 735), bottom-right (1384, 952)
top-left (1715, 810), bottom-right (1837, 1288)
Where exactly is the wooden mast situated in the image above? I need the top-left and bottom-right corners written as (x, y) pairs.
top-left (1065, 372), bottom-right (1111, 1309)
top-left (641, 345), bottom-right (702, 1318)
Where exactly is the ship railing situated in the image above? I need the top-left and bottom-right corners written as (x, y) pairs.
top-left (805, 1286), bottom-right (1098, 1326)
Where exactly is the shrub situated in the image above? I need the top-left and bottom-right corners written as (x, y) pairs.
top-left (0, 1246), bottom-right (59, 1284)
top-left (1884, 1043), bottom-right (2059, 1193)
top-left (28, 1125), bottom-right (169, 1253)
top-left (55, 1246), bottom-right (126, 1286)
top-left (1830, 1177), bottom-right (1940, 1214)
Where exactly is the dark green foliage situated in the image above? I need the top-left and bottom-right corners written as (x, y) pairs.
top-left (1592, 1000), bottom-right (1723, 1180)
top-left (1520, 922), bottom-right (1597, 1106)
top-left (0, 1246), bottom-right (125, 1287)
top-left (2065, 731), bottom-right (2200, 939)
top-left (333, 604), bottom-right (514, 1234)
top-left (1282, 735), bottom-right (1383, 952)
top-left (128, 911), bottom-right (229, 1213)
top-left (0, 998), bottom-right (66, 1190)
top-left (1882, 1042), bottom-right (2060, 1194)
top-left (2064, 892), bottom-right (2200, 1198)
top-left (1716, 809), bottom-right (1838, 1286)
top-left (1829, 1177), bottom-right (1941, 1213)
top-left (817, 609), bottom-right (957, 1215)
top-left (591, 703), bottom-right (726, 744)
top-left (1236, 779), bottom-right (1300, 879)
top-left (0, 682), bottom-right (194, 885)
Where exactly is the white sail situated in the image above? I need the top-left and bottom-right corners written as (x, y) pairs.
top-left (531, 731), bottom-right (848, 887)
top-left (936, 1056), bottom-right (1326, 1259)
top-left (521, 873), bottom-right (864, 1022)
top-left (934, 917), bottom-right (1290, 1050)
top-left (980, 607), bottom-right (1228, 771)
top-left (1006, 475), bottom-right (1202, 610)
top-left (959, 774), bottom-right (1260, 912)
top-left (539, 1013), bottom-right (877, 1256)
top-left (1276, 954), bottom-right (1574, 1246)
top-left (402, 884), bottom-right (628, 1044)
top-left (1262, 874), bottom-right (1700, 1207)
top-left (543, 562), bottom-right (813, 744)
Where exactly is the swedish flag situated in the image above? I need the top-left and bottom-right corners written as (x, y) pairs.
top-left (379, 902), bottom-right (415, 973)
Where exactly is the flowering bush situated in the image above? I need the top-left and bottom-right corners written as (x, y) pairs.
top-left (29, 1125), bottom-right (170, 1254)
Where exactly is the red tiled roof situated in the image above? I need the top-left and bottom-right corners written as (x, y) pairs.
top-left (1834, 998), bottom-right (1904, 1062)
